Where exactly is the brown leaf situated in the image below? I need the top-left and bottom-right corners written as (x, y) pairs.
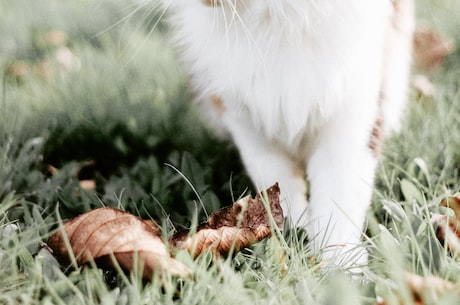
top-left (405, 272), bottom-right (457, 304)
top-left (377, 273), bottom-right (459, 305)
top-left (170, 183), bottom-right (283, 257)
top-left (431, 196), bottom-right (460, 255)
top-left (377, 196), bottom-right (460, 304)
top-left (207, 183), bottom-right (283, 229)
top-left (414, 26), bottom-right (453, 72)
top-left (440, 197), bottom-right (460, 216)
top-left (47, 207), bottom-right (190, 279)
top-left (171, 225), bottom-right (272, 257)
top-left (47, 184), bottom-right (283, 279)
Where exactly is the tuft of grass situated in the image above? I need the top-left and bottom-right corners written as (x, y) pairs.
top-left (1, 0), bottom-right (460, 304)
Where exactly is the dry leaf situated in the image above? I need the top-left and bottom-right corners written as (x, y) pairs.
top-left (411, 26), bottom-right (453, 98)
top-left (431, 197), bottom-right (460, 255)
top-left (377, 197), bottom-right (460, 304)
top-left (440, 197), bottom-right (460, 216)
top-left (169, 183), bottom-right (283, 257)
top-left (206, 183), bottom-right (283, 229)
top-left (171, 225), bottom-right (272, 258)
top-left (377, 273), bottom-right (459, 305)
top-left (47, 184), bottom-right (283, 279)
top-left (405, 272), bottom-right (456, 304)
top-left (414, 26), bottom-right (453, 72)
top-left (47, 207), bottom-right (190, 279)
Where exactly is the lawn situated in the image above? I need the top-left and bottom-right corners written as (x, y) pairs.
top-left (1, 0), bottom-right (460, 304)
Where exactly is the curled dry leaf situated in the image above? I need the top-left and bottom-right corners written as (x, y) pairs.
top-left (169, 183), bottom-right (283, 257)
top-left (431, 196), bottom-right (460, 255)
top-left (206, 183), bottom-right (283, 229)
top-left (47, 184), bottom-right (283, 279)
top-left (171, 225), bottom-right (272, 258)
top-left (47, 207), bottom-right (191, 279)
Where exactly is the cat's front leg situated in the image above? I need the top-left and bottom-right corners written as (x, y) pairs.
top-left (222, 112), bottom-right (309, 227)
top-left (306, 107), bottom-right (380, 270)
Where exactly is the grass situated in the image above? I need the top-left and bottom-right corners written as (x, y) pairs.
top-left (1, 0), bottom-right (460, 304)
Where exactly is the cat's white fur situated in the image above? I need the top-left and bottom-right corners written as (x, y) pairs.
top-left (162, 0), bottom-right (414, 268)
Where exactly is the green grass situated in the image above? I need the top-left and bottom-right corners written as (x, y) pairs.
top-left (1, 0), bottom-right (460, 304)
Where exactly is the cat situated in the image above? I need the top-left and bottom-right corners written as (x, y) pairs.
top-left (160, 0), bottom-right (415, 270)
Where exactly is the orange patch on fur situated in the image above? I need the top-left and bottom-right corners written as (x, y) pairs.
top-left (369, 116), bottom-right (384, 158)
top-left (202, 0), bottom-right (221, 7)
top-left (210, 95), bottom-right (226, 115)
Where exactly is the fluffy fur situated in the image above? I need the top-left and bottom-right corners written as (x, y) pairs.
top-left (161, 0), bottom-right (414, 269)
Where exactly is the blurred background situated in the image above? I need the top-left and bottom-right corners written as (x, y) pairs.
top-left (0, 0), bottom-right (252, 225)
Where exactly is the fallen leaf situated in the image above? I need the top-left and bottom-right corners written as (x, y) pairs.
top-left (377, 272), bottom-right (459, 305)
top-left (47, 184), bottom-right (283, 279)
top-left (206, 183), bottom-right (283, 229)
top-left (377, 196), bottom-right (460, 304)
top-left (440, 196), bottom-right (460, 216)
top-left (169, 183), bottom-right (283, 257)
top-left (414, 26), bottom-right (453, 72)
top-left (171, 225), bottom-right (272, 258)
top-left (431, 196), bottom-right (460, 255)
top-left (405, 272), bottom-right (457, 304)
top-left (47, 207), bottom-right (190, 279)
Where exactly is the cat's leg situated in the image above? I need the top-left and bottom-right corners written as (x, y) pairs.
top-left (381, 0), bottom-right (414, 136)
top-left (306, 107), bottom-right (379, 270)
top-left (304, 0), bottom-right (414, 271)
top-left (223, 115), bottom-right (308, 226)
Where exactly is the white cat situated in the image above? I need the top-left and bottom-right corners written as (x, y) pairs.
top-left (161, 0), bottom-right (414, 269)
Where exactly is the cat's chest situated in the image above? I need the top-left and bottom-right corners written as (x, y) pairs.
top-left (170, 1), bottom-right (390, 144)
